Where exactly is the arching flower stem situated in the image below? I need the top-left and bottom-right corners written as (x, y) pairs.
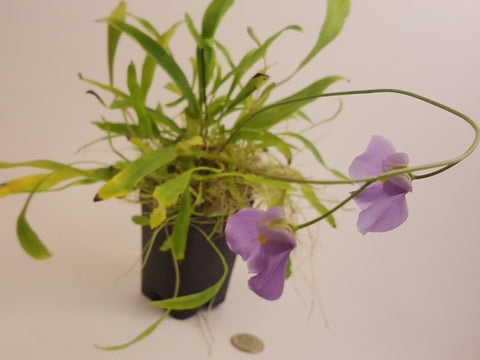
top-left (217, 88), bottom-right (479, 179)
top-left (295, 181), bottom-right (373, 231)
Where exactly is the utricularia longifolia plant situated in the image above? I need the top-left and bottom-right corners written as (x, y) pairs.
top-left (1, 0), bottom-right (478, 349)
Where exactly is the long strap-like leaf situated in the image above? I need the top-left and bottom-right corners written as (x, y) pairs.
top-left (201, 0), bottom-right (235, 39)
top-left (96, 147), bottom-right (178, 200)
top-left (297, 0), bottom-right (350, 70)
top-left (240, 76), bottom-right (344, 130)
top-left (107, 1), bottom-right (127, 85)
top-left (104, 18), bottom-right (200, 117)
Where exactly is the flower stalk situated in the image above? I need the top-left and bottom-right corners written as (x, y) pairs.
top-left (295, 181), bottom-right (373, 231)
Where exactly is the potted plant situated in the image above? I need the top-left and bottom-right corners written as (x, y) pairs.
top-left (0, 0), bottom-right (477, 351)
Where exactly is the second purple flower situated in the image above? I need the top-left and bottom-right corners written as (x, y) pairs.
top-left (349, 135), bottom-right (413, 234)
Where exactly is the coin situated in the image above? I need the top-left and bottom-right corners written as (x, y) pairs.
top-left (230, 333), bottom-right (264, 353)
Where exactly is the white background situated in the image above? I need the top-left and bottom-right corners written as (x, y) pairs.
top-left (1, 1), bottom-right (479, 359)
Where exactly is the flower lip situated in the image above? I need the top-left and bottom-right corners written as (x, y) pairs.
top-left (382, 152), bottom-right (412, 192)
top-left (225, 206), bottom-right (296, 300)
top-left (382, 152), bottom-right (408, 171)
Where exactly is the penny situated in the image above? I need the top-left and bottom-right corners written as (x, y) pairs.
top-left (231, 333), bottom-right (264, 353)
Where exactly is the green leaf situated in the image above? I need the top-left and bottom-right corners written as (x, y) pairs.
top-left (196, 172), bottom-right (294, 191)
top-left (226, 73), bottom-right (269, 113)
top-left (238, 173), bottom-right (293, 191)
top-left (293, 109), bottom-right (312, 123)
top-left (227, 25), bottom-right (302, 97)
top-left (127, 13), bottom-right (161, 40)
top-left (233, 129), bottom-right (292, 162)
top-left (96, 147), bottom-right (178, 200)
top-left (207, 95), bottom-right (227, 122)
top-left (17, 187), bottom-right (52, 259)
top-left (152, 218), bottom-right (229, 311)
top-left (106, 102), bottom-right (183, 134)
top-left (129, 136), bottom-right (153, 153)
top-left (201, 0), bottom-right (235, 39)
top-left (298, 0), bottom-right (350, 70)
top-left (95, 315), bottom-right (168, 351)
top-left (107, 1), bottom-right (127, 85)
top-left (242, 75), bottom-right (344, 129)
top-left (158, 21), bottom-right (183, 49)
top-left (165, 96), bottom-right (186, 108)
top-left (93, 120), bottom-right (140, 136)
top-left (140, 55), bottom-right (156, 98)
top-left (127, 62), bottom-right (152, 137)
top-left (251, 82), bottom-right (276, 109)
top-left (151, 237), bottom-right (228, 310)
top-left (185, 13), bottom-right (203, 45)
top-left (104, 18), bottom-right (200, 117)
top-left (132, 215), bottom-right (150, 226)
top-left (164, 82), bottom-right (182, 95)
top-left (150, 171), bottom-right (192, 228)
top-left (200, 46), bottom-right (218, 98)
top-left (167, 188), bottom-right (192, 260)
top-left (301, 183), bottom-right (335, 227)
top-left (247, 26), bottom-right (262, 47)
top-left (151, 278), bottom-right (224, 310)
top-left (128, 18), bottom-right (182, 97)
top-left (79, 74), bottom-right (129, 99)
top-left (185, 14), bottom-right (216, 91)
top-left (282, 132), bottom-right (348, 179)
top-left (212, 40), bottom-right (235, 70)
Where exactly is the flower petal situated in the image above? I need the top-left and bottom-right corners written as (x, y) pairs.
top-left (387, 175), bottom-right (412, 193)
top-left (225, 208), bottom-right (264, 262)
top-left (356, 189), bottom-right (408, 234)
top-left (382, 152), bottom-right (412, 192)
top-left (382, 152), bottom-right (409, 171)
top-left (349, 135), bottom-right (397, 179)
top-left (352, 181), bottom-right (385, 210)
top-left (248, 249), bottom-right (292, 300)
top-left (256, 206), bottom-right (295, 249)
top-left (350, 136), bottom-right (412, 234)
top-left (226, 206), bottom-right (296, 300)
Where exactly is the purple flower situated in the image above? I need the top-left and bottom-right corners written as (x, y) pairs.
top-left (349, 135), bottom-right (412, 234)
top-left (225, 206), bottom-right (296, 300)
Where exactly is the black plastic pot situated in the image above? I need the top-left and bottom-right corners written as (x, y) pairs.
top-left (141, 211), bottom-right (237, 319)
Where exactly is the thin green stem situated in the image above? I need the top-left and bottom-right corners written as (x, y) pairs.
top-left (411, 163), bottom-right (456, 180)
top-left (190, 221), bottom-right (228, 307)
top-left (101, 116), bottom-right (130, 161)
top-left (170, 240), bottom-right (181, 300)
top-left (295, 181), bottom-right (373, 230)
top-left (95, 227), bottom-right (175, 351)
top-left (216, 88), bottom-right (478, 183)
top-left (141, 225), bottom-right (163, 270)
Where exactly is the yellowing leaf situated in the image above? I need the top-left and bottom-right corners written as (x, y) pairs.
top-left (97, 147), bottom-right (178, 200)
top-left (150, 171), bottom-right (192, 228)
top-left (0, 172), bottom-right (75, 198)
